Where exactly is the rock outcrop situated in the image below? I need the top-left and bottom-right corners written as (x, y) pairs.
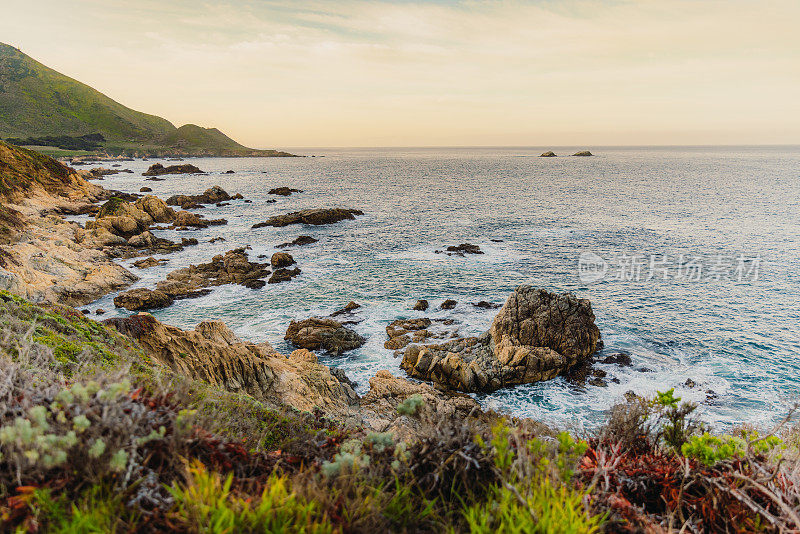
top-left (268, 187), bottom-right (303, 196)
top-left (142, 163), bottom-right (203, 176)
top-left (104, 313), bottom-right (361, 418)
top-left (114, 248), bottom-right (270, 310)
top-left (166, 186), bottom-right (242, 209)
top-left (540, 151), bottom-right (557, 157)
top-left (446, 243), bottom-right (483, 255)
top-left (572, 151), bottom-right (593, 157)
top-left (276, 235), bottom-right (318, 248)
top-left (252, 208), bottom-right (364, 228)
top-left (285, 317), bottom-right (366, 355)
top-left (0, 141), bottom-right (138, 305)
top-left (400, 286), bottom-right (601, 392)
top-left (270, 252), bottom-right (295, 268)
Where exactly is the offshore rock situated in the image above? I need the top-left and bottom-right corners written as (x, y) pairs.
top-left (252, 208), bottom-right (363, 228)
top-left (400, 286), bottom-right (601, 392)
top-left (285, 317), bottom-right (366, 355)
top-left (142, 163), bottom-right (203, 176)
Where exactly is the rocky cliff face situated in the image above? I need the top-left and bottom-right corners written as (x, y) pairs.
top-left (104, 312), bottom-right (482, 436)
top-left (401, 286), bottom-right (601, 392)
top-left (0, 141), bottom-right (138, 305)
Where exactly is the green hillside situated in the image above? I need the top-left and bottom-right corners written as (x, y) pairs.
top-left (0, 43), bottom-right (294, 157)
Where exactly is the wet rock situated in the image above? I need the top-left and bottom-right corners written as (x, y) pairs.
top-left (572, 151), bottom-right (593, 157)
top-left (113, 288), bottom-right (174, 311)
top-left (224, 170), bottom-right (235, 174)
top-left (270, 252), bottom-right (295, 269)
top-left (252, 208), bottom-right (364, 228)
top-left (268, 267), bottom-right (301, 284)
top-left (95, 309), bottom-right (106, 315)
top-left (412, 299), bottom-right (429, 311)
top-left (143, 163), bottom-right (203, 176)
top-left (600, 352), bottom-right (632, 366)
top-left (115, 248), bottom-right (270, 310)
top-left (285, 317), bottom-right (366, 355)
top-left (276, 235), bottom-right (318, 248)
top-left (443, 243), bottom-right (483, 256)
top-left (268, 187), bottom-right (303, 196)
top-left (181, 238), bottom-right (198, 247)
top-left (440, 299), bottom-right (457, 310)
top-left (331, 301), bottom-right (361, 317)
top-left (472, 301), bottom-right (500, 309)
top-left (81, 309), bottom-right (90, 314)
top-left (139, 187), bottom-right (152, 193)
top-left (209, 237), bottom-right (226, 243)
top-left (133, 256), bottom-right (168, 269)
top-left (539, 151), bottom-right (557, 157)
top-left (172, 210), bottom-right (226, 229)
top-left (166, 186), bottom-right (239, 209)
top-left (685, 378), bottom-right (697, 388)
top-left (401, 286), bottom-right (601, 393)
top-left (331, 368), bottom-right (358, 390)
top-left (385, 318), bottom-right (431, 349)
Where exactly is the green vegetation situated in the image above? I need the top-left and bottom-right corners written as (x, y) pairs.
top-left (1, 291), bottom-right (799, 532)
top-left (0, 43), bottom-right (294, 157)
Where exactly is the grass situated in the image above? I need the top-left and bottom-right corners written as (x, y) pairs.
top-left (1, 291), bottom-right (800, 532)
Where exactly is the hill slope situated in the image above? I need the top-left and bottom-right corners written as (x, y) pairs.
top-left (0, 43), bottom-right (293, 156)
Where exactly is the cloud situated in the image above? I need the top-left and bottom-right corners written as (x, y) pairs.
top-left (1, 0), bottom-right (798, 146)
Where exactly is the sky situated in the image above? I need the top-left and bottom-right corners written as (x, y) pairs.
top-left (2, 0), bottom-right (799, 148)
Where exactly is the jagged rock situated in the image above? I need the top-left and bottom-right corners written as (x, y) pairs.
top-left (133, 256), bottom-right (168, 269)
top-left (276, 235), bottom-right (318, 248)
top-left (285, 317), bottom-right (366, 355)
top-left (572, 151), bottom-right (593, 157)
top-left (446, 243), bottom-right (483, 255)
top-left (385, 318), bottom-right (431, 349)
top-left (114, 249), bottom-right (270, 310)
top-left (134, 195), bottom-right (175, 223)
top-left (253, 208), bottom-right (363, 228)
top-left (87, 197), bottom-right (153, 237)
top-left (142, 163), bottom-right (203, 176)
top-left (440, 299), bottom-right (457, 310)
top-left (400, 286), bottom-right (601, 392)
top-left (413, 299), bottom-right (429, 311)
top-left (472, 301), bottom-right (500, 309)
top-left (113, 288), bottom-right (174, 311)
top-left (268, 267), bottom-right (301, 284)
top-left (95, 308), bottom-right (105, 315)
top-left (600, 352), bottom-right (632, 366)
top-left (540, 151), bottom-right (557, 157)
top-left (172, 210), bottom-right (226, 229)
top-left (269, 187), bottom-right (303, 196)
top-left (359, 371), bottom-right (481, 441)
top-left (166, 186), bottom-right (238, 208)
top-left (270, 252), bottom-right (295, 268)
top-left (104, 313), bottom-right (360, 417)
top-left (331, 301), bottom-right (360, 317)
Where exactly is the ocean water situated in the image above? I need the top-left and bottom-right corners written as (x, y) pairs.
top-left (80, 146), bottom-right (800, 431)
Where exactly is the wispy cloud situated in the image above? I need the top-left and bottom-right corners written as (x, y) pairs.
top-left (2, 0), bottom-right (798, 146)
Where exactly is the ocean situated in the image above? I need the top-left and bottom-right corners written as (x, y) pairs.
top-left (75, 146), bottom-right (800, 431)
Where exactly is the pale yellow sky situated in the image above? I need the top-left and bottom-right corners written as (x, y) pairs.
top-left (2, 0), bottom-right (799, 147)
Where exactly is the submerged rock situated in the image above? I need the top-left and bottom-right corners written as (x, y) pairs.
top-left (142, 163), bottom-right (203, 176)
top-left (285, 317), bottom-right (366, 355)
top-left (252, 208), bottom-right (364, 228)
top-left (400, 286), bottom-right (601, 392)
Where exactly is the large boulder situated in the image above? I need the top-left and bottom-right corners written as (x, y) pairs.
top-left (400, 286), bottom-right (601, 392)
top-left (285, 317), bottom-right (365, 355)
top-left (87, 197), bottom-right (153, 237)
top-left (134, 195), bottom-right (175, 223)
top-left (113, 288), bottom-right (174, 311)
top-left (166, 186), bottom-right (239, 209)
top-left (252, 208), bottom-right (363, 228)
